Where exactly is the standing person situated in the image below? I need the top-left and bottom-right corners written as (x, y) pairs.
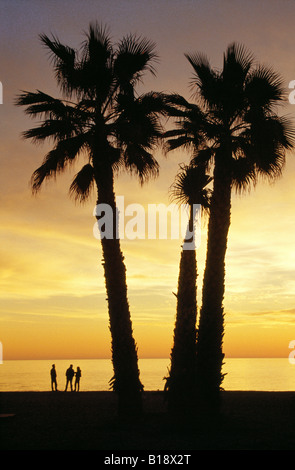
top-left (65, 364), bottom-right (75, 391)
top-left (50, 364), bottom-right (58, 391)
top-left (74, 367), bottom-right (82, 392)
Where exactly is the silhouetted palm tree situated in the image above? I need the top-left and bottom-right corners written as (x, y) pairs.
top-left (16, 23), bottom-right (170, 417)
top-left (165, 43), bottom-right (295, 415)
top-left (164, 163), bottom-right (211, 416)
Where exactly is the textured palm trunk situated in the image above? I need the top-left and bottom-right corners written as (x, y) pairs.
top-left (95, 165), bottom-right (143, 417)
top-left (166, 205), bottom-right (198, 415)
top-left (196, 152), bottom-right (232, 415)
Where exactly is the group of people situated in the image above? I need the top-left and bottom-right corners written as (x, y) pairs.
top-left (50, 364), bottom-right (82, 392)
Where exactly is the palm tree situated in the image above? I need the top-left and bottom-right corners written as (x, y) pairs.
top-left (165, 43), bottom-right (295, 415)
top-left (164, 163), bottom-right (211, 416)
top-left (16, 23), bottom-right (170, 417)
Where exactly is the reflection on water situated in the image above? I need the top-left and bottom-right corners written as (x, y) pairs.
top-left (223, 358), bottom-right (295, 391)
top-left (0, 358), bottom-right (294, 392)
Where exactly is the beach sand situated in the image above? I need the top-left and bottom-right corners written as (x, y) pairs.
top-left (1, 391), bottom-right (295, 451)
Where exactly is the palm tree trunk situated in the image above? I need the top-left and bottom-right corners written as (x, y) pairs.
top-left (166, 205), bottom-right (198, 415)
top-left (196, 153), bottom-right (231, 415)
top-left (95, 165), bottom-right (143, 417)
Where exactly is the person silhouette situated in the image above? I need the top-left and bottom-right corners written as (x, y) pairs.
top-left (50, 364), bottom-right (58, 391)
top-left (65, 364), bottom-right (75, 391)
top-left (74, 366), bottom-right (82, 391)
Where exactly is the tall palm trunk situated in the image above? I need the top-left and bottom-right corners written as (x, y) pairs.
top-left (95, 164), bottom-right (143, 417)
top-left (196, 152), bottom-right (231, 415)
top-left (166, 205), bottom-right (198, 415)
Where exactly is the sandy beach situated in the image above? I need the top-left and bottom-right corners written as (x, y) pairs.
top-left (1, 390), bottom-right (295, 451)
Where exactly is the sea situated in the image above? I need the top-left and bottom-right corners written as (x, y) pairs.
top-left (1, 358), bottom-right (295, 392)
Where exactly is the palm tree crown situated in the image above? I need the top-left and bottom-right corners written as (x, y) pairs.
top-left (16, 23), bottom-right (169, 199)
top-left (166, 43), bottom-right (294, 188)
top-left (170, 162), bottom-right (211, 209)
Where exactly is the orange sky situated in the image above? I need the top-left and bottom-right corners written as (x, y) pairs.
top-left (1, 0), bottom-right (295, 360)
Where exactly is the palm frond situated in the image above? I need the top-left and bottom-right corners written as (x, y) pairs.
top-left (40, 33), bottom-right (76, 64)
top-left (250, 115), bottom-right (295, 178)
top-left (69, 163), bottom-right (95, 202)
top-left (17, 89), bottom-right (93, 144)
top-left (231, 157), bottom-right (256, 194)
top-left (114, 34), bottom-right (158, 89)
top-left (136, 91), bottom-right (172, 117)
top-left (15, 90), bottom-right (65, 114)
top-left (40, 33), bottom-right (77, 96)
top-left (185, 52), bottom-right (212, 82)
top-left (123, 144), bottom-right (159, 184)
top-left (165, 93), bottom-right (192, 109)
top-left (115, 92), bottom-right (166, 160)
top-left (31, 134), bottom-right (87, 192)
top-left (245, 65), bottom-right (286, 109)
top-left (78, 23), bottom-right (114, 102)
top-left (16, 90), bottom-right (92, 124)
top-left (191, 147), bottom-right (215, 171)
top-left (170, 163), bottom-right (212, 209)
top-left (22, 119), bottom-right (75, 143)
top-left (82, 21), bottom-right (112, 63)
top-left (164, 98), bottom-right (208, 155)
top-left (223, 42), bottom-right (253, 81)
top-left (165, 134), bottom-right (194, 154)
top-left (185, 52), bottom-right (220, 107)
top-left (31, 148), bottom-right (66, 192)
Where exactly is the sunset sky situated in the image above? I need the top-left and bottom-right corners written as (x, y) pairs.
top-left (1, 0), bottom-right (295, 361)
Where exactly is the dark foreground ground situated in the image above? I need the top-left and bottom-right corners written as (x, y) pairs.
top-left (1, 391), bottom-right (295, 451)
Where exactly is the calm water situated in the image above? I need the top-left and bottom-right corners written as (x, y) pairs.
top-left (0, 358), bottom-right (295, 392)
